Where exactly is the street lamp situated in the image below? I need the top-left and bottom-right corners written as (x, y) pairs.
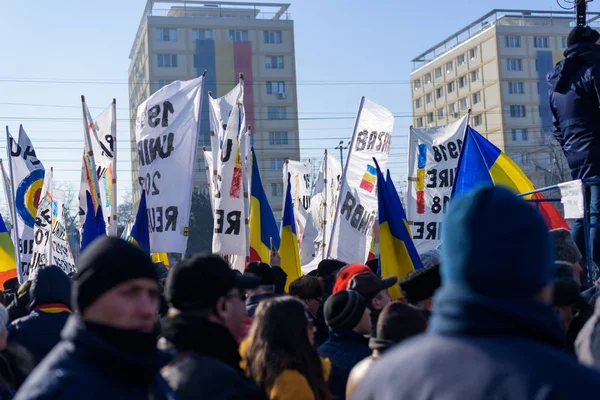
top-left (335, 140), bottom-right (350, 170)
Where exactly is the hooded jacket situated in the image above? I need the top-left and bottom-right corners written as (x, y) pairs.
top-left (547, 42), bottom-right (600, 179)
top-left (352, 285), bottom-right (600, 399)
top-left (8, 266), bottom-right (72, 367)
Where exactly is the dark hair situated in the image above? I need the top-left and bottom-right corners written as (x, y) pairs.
top-left (245, 297), bottom-right (329, 400)
top-left (289, 276), bottom-right (324, 300)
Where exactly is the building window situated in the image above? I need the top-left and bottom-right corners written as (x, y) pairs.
top-left (510, 105), bottom-right (526, 118)
top-left (265, 56), bottom-right (284, 69)
top-left (508, 82), bottom-right (525, 94)
top-left (469, 47), bottom-right (478, 60)
top-left (507, 58), bottom-right (522, 71)
top-left (264, 30), bottom-right (282, 44)
top-left (192, 29), bottom-right (212, 40)
top-left (270, 158), bottom-right (285, 170)
top-left (266, 81), bottom-right (285, 95)
top-left (416, 117), bottom-right (424, 127)
top-left (157, 54), bottom-right (177, 68)
top-left (533, 36), bottom-right (549, 49)
top-left (448, 103), bottom-right (456, 116)
top-left (435, 67), bottom-right (443, 78)
top-left (458, 75), bottom-right (466, 88)
top-left (437, 108), bottom-right (445, 119)
top-left (512, 128), bottom-right (529, 141)
top-left (436, 87), bottom-right (443, 99)
top-left (470, 70), bottom-right (479, 82)
top-left (447, 81), bottom-right (455, 94)
top-left (424, 73), bottom-right (432, 84)
top-left (271, 183), bottom-right (284, 196)
top-left (156, 28), bottom-right (177, 42)
top-left (425, 93), bottom-right (432, 104)
top-left (229, 30), bottom-right (248, 41)
top-left (413, 80), bottom-right (421, 90)
top-left (459, 97), bottom-right (469, 110)
top-left (269, 131), bottom-right (288, 145)
top-left (505, 36), bottom-right (521, 48)
top-left (472, 114), bottom-right (482, 126)
top-left (445, 61), bottom-right (454, 73)
top-left (268, 106), bottom-right (286, 120)
top-left (457, 54), bottom-right (466, 66)
top-left (561, 36), bottom-right (567, 48)
top-left (427, 112), bottom-right (434, 123)
top-left (415, 98), bottom-right (422, 108)
top-left (472, 92), bottom-right (481, 104)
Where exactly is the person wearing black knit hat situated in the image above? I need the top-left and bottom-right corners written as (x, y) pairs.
top-left (317, 259), bottom-right (346, 302)
top-left (15, 237), bottom-right (176, 400)
top-left (318, 290), bottom-right (371, 400)
top-left (398, 252), bottom-right (441, 313)
top-left (244, 262), bottom-right (278, 318)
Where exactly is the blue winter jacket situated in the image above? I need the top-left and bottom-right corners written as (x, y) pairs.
top-left (13, 315), bottom-right (176, 400)
top-left (352, 284), bottom-right (600, 399)
top-left (319, 329), bottom-right (370, 400)
top-left (548, 42), bottom-right (600, 179)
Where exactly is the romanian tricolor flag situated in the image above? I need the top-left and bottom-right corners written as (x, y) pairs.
top-left (249, 148), bottom-right (280, 263)
top-left (129, 190), bottom-right (150, 254)
top-left (151, 252), bottom-right (170, 268)
top-left (0, 212), bottom-right (16, 286)
top-left (374, 159), bottom-right (423, 300)
top-left (453, 126), bottom-right (568, 230)
top-left (279, 173), bottom-right (302, 291)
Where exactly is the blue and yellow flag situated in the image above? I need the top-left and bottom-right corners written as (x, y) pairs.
top-left (249, 148), bottom-right (280, 263)
top-left (374, 159), bottom-right (423, 299)
top-left (129, 190), bottom-right (150, 254)
top-left (80, 191), bottom-right (105, 252)
top-left (0, 212), bottom-right (16, 286)
top-left (279, 173), bottom-right (302, 291)
top-left (453, 126), bottom-right (568, 230)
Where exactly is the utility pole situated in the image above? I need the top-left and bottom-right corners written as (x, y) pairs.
top-left (577, 0), bottom-right (589, 26)
top-left (335, 140), bottom-right (350, 170)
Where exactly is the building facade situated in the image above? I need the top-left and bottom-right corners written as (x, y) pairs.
top-left (409, 10), bottom-right (598, 188)
top-left (128, 1), bottom-right (300, 216)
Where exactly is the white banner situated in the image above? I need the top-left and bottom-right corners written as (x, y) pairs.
top-left (212, 103), bottom-right (247, 256)
top-left (283, 160), bottom-right (311, 245)
top-left (209, 80), bottom-right (244, 172)
top-left (406, 115), bottom-right (469, 252)
top-left (79, 100), bottom-right (117, 234)
top-left (328, 97), bottom-right (393, 264)
top-left (300, 153), bottom-right (342, 266)
top-left (7, 126), bottom-right (45, 281)
top-left (135, 76), bottom-right (205, 253)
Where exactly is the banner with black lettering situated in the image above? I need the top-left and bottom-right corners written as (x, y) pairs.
top-left (135, 76), bottom-right (204, 253)
top-left (328, 97), bottom-right (393, 264)
top-left (6, 125), bottom-right (45, 282)
top-left (212, 103), bottom-right (247, 257)
top-left (209, 79), bottom-right (244, 172)
top-left (283, 160), bottom-right (311, 246)
top-left (406, 114), bottom-right (469, 252)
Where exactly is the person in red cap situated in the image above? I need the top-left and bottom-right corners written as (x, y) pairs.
top-left (332, 264), bottom-right (372, 294)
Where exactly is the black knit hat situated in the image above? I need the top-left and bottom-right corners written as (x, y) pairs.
top-left (398, 263), bottom-right (441, 305)
top-left (245, 262), bottom-right (276, 286)
top-left (317, 259), bottom-right (346, 277)
top-left (369, 302), bottom-right (427, 352)
top-left (324, 290), bottom-right (366, 330)
top-left (72, 237), bottom-right (158, 313)
top-left (567, 26), bottom-right (600, 47)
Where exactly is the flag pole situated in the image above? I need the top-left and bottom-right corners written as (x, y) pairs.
top-left (110, 98), bottom-right (118, 236)
top-left (48, 167), bottom-right (53, 264)
top-left (322, 149), bottom-right (328, 259)
top-left (81, 95), bottom-right (101, 210)
top-left (5, 127), bottom-right (22, 281)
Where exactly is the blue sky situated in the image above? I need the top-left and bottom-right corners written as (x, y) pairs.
top-left (0, 0), bottom-right (574, 210)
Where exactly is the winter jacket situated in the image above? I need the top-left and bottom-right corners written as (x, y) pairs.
top-left (8, 266), bottom-right (72, 367)
top-left (352, 284), bottom-right (600, 399)
top-left (14, 315), bottom-right (175, 400)
top-left (246, 293), bottom-right (278, 318)
top-left (161, 313), bottom-right (266, 400)
top-left (547, 42), bottom-right (600, 179)
top-left (318, 329), bottom-right (370, 400)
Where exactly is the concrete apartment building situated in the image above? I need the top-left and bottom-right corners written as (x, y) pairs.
top-left (410, 9), bottom-right (599, 188)
top-left (128, 1), bottom-right (300, 216)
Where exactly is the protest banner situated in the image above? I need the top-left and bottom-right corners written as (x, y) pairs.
top-left (283, 160), bottom-right (311, 245)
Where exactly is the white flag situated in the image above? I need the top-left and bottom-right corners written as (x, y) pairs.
top-left (6, 125), bottom-right (45, 281)
top-left (212, 103), bottom-right (247, 257)
top-left (328, 97), bottom-right (393, 264)
top-left (135, 76), bottom-right (205, 253)
top-left (283, 160), bottom-right (311, 245)
top-left (406, 115), bottom-right (469, 252)
top-left (79, 99), bottom-right (117, 235)
top-left (209, 80), bottom-right (244, 170)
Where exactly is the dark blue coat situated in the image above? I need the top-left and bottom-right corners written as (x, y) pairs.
top-left (14, 316), bottom-right (176, 400)
top-left (548, 43), bottom-right (600, 179)
top-left (352, 285), bottom-right (600, 399)
top-left (8, 265), bottom-right (72, 367)
top-left (318, 329), bottom-right (370, 400)
top-left (245, 293), bottom-right (278, 318)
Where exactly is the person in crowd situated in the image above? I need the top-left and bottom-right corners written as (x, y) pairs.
top-left (318, 290), bottom-right (371, 400)
top-left (154, 262), bottom-right (170, 318)
top-left (332, 264), bottom-right (372, 295)
top-left (244, 297), bottom-right (330, 400)
top-left (346, 272), bottom-right (396, 336)
top-left (550, 228), bottom-right (585, 286)
top-left (353, 186), bottom-right (600, 399)
top-left (8, 265), bottom-right (72, 367)
top-left (0, 304), bottom-right (16, 398)
top-left (245, 262), bottom-right (279, 318)
top-left (160, 254), bottom-right (267, 400)
top-left (289, 275), bottom-right (329, 347)
top-left (317, 260), bottom-right (346, 300)
top-left (548, 26), bottom-right (600, 277)
top-left (15, 237), bottom-right (176, 400)
top-left (271, 266), bottom-right (288, 295)
top-left (397, 253), bottom-right (441, 314)
top-left (346, 302), bottom-right (427, 398)
top-left (6, 282), bottom-right (31, 324)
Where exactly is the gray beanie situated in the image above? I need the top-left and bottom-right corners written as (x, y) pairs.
top-left (550, 228), bottom-right (582, 264)
top-left (324, 290), bottom-right (366, 330)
